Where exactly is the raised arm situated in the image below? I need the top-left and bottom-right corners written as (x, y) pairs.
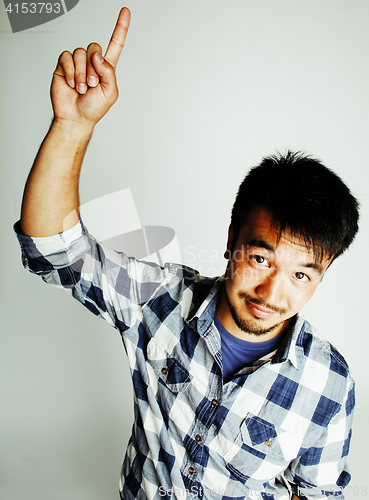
top-left (20, 7), bottom-right (131, 237)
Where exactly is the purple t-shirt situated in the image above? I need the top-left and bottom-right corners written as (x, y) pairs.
top-left (214, 314), bottom-right (286, 383)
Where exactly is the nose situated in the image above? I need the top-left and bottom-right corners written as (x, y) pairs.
top-left (254, 270), bottom-right (285, 308)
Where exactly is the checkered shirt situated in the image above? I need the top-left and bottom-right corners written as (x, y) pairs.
top-left (14, 220), bottom-right (354, 500)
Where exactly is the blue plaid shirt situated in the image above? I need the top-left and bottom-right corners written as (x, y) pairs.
top-left (15, 220), bottom-right (354, 500)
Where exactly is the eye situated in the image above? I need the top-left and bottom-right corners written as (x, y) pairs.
top-left (251, 255), bottom-right (269, 266)
top-left (294, 272), bottom-right (310, 282)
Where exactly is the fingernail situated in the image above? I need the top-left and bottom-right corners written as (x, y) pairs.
top-left (95, 52), bottom-right (104, 64)
top-left (69, 79), bottom-right (75, 88)
top-left (77, 83), bottom-right (87, 94)
top-left (87, 76), bottom-right (98, 87)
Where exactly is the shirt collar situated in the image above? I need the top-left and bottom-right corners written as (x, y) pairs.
top-left (186, 276), bottom-right (224, 336)
top-left (271, 314), bottom-right (306, 369)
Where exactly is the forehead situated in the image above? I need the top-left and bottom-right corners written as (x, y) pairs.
top-left (236, 208), bottom-right (330, 266)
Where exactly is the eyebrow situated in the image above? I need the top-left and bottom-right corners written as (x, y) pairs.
top-left (246, 239), bottom-right (324, 274)
top-left (247, 239), bottom-right (275, 253)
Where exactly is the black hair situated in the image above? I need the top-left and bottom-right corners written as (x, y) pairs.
top-left (230, 151), bottom-right (359, 261)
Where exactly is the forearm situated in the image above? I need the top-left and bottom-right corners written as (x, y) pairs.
top-left (20, 118), bottom-right (93, 237)
top-left (19, 9), bottom-right (130, 238)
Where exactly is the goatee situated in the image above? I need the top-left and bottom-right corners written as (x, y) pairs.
top-left (224, 288), bottom-right (286, 336)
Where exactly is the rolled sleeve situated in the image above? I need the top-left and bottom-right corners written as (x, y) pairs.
top-left (14, 220), bottom-right (90, 286)
top-left (14, 219), bottom-right (179, 333)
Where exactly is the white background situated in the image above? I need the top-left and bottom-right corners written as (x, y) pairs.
top-left (1, 1), bottom-right (368, 499)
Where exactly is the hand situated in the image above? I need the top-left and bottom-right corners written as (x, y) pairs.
top-left (51, 7), bottom-right (131, 130)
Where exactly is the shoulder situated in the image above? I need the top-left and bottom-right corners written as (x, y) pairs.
top-left (297, 320), bottom-right (354, 409)
top-left (159, 261), bottom-right (219, 294)
top-left (301, 320), bottom-right (352, 377)
top-left (145, 263), bottom-right (220, 320)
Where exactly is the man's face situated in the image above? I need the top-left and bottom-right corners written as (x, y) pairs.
top-left (217, 208), bottom-right (332, 340)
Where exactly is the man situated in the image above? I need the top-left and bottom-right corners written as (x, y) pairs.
top-left (15, 8), bottom-right (359, 500)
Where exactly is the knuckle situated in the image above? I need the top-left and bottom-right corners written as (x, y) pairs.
top-left (56, 51), bottom-right (72, 73)
top-left (60, 50), bottom-right (72, 59)
top-left (87, 42), bottom-right (102, 52)
top-left (111, 88), bottom-right (119, 102)
top-left (73, 47), bottom-right (86, 57)
top-left (110, 34), bottom-right (124, 49)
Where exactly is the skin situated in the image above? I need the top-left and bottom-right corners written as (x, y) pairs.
top-left (216, 208), bottom-right (332, 343)
top-left (19, 9), bottom-right (303, 499)
top-left (20, 7), bottom-right (131, 237)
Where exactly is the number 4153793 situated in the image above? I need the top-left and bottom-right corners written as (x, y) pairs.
top-left (345, 486), bottom-right (367, 497)
top-left (5, 3), bottom-right (61, 14)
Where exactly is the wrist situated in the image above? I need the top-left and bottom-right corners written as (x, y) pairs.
top-left (51, 117), bottom-right (95, 141)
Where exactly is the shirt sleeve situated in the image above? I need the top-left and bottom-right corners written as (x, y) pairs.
top-left (13, 219), bottom-right (176, 333)
top-left (284, 377), bottom-right (355, 500)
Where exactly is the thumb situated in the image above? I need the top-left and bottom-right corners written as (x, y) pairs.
top-left (92, 51), bottom-right (118, 99)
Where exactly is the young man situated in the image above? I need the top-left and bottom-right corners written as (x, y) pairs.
top-left (15, 8), bottom-right (359, 500)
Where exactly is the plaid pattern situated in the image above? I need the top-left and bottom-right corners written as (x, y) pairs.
top-left (14, 220), bottom-right (354, 500)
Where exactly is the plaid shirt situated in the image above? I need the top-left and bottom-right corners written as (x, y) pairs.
top-left (14, 220), bottom-right (354, 500)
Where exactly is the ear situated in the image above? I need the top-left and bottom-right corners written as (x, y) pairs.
top-left (224, 224), bottom-right (233, 260)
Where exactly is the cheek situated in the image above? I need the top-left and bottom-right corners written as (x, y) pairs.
top-left (287, 287), bottom-right (316, 312)
top-left (227, 262), bottom-right (267, 290)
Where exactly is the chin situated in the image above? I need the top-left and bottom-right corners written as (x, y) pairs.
top-left (232, 311), bottom-right (284, 336)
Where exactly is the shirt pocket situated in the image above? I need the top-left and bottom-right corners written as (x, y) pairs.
top-left (223, 413), bottom-right (302, 487)
top-left (146, 336), bottom-right (193, 417)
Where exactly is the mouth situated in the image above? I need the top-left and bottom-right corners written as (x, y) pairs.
top-left (246, 300), bottom-right (277, 319)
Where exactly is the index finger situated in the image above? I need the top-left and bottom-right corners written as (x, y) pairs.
top-left (104, 7), bottom-right (131, 69)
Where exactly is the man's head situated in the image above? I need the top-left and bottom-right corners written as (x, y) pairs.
top-left (230, 151), bottom-right (359, 262)
top-left (217, 151), bottom-right (360, 340)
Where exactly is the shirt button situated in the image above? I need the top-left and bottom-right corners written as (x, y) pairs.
top-left (195, 434), bottom-right (202, 442)
top-left (188, 466), bottom-right (195, 474)
top-left (264, 439), bottom-right (272, 447)
top-left (211, 398), bottom-right (219, 407)
top-left (161, 367), bottom-right (167, 375)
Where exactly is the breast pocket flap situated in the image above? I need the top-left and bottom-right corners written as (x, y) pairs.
top-left (147, 338), bottom-right (192, 393)
top-left (241, 413), bottom-right (301, 463)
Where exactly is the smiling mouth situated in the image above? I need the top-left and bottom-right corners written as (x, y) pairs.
top-left (238, 292), bottom-right (286, 319)
top-left (246, 300), bottom-right (277, 319)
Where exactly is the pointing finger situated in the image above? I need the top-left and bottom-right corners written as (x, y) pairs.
top-left (104, 7), bottom-right (131, 70)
